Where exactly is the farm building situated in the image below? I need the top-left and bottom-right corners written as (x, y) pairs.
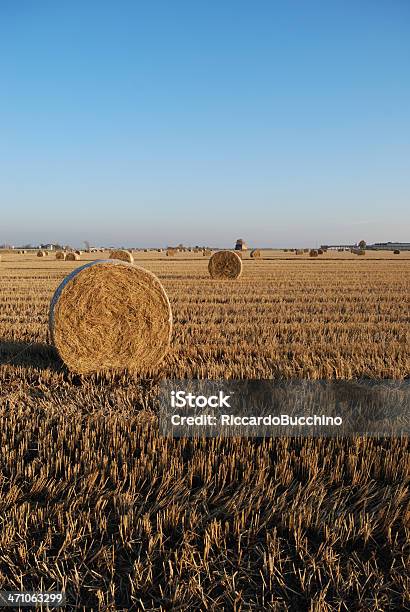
top-left (321, 244), bottom-right (354, 251)
top-left (235, 238), bottom-right (247, 251)
top-left (367, 242), bottom-right (410, 251)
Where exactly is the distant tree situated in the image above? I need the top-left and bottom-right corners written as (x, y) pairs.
top-left (358, 240), bottom-right (366, 249)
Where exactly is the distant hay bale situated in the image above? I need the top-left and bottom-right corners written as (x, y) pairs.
top-left (309, 249), bottom-right (318, 257)
top-left (65, 252), bottom-right (80, 261)
top-left (166, 249), bottom-right (176, 257)
top-left (250, 249), bottom-right (261, 259)
top-left (37, 250), bottom-right (45, 257)
top-left (318, 249), bottom-right (324, 255)
top-left (49, 260), bottom-right (172, 375)
top-left (75, 250), bottom-right (82, 256)
top-left (203, 249), bottom-right (212, 256)
top-left (304, 248), bottom-right (309, 253)
top-left (55, 251), bottom-right (66, 260)
top-left (109, 249), bottom-right (134, 263)
top-left (208, 250), bottom-right (242, 280)
top-left (295, 249), bottom-right (304, 255)
top-left (357, 249), bottom-right (366, 256)
top-left (45, 251), bottom-right (49, 255)
top-left (394, 250), bottom-right (400, 254)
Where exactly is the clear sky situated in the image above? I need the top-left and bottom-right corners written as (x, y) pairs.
top-left (1, 1), bottom-right (409, 248)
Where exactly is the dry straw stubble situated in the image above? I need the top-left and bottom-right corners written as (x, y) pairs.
top-left (208, 250), bottom-right (243, 280)
top-left (49, 260), bottom-right (172, 375)
top-left (109, 249), bottom-right (134, 263)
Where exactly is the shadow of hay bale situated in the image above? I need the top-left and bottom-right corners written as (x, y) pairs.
top-left (0, 340), bottom-right (62, 371)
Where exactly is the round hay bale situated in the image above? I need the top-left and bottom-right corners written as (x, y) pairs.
top-left (295, 249), bottom-right (304, 255)
top-left (203, 249), bottom-right (212, 257)
top-left (394, 250), bottom-right (400, 254)
top-left (75, 250), bottom-right (82, 256)
top-left (317, 249), bottom-right (324, 255)
top-left (166, 249), bottom-right (176, 257)
top-left (55, 251), bottom-right (66, 260)
top-left (109, 249), bottom-right (134, 263)
top-left (357, 249), bottom-right (366, 256)
top-left (208, 250), bottom-right (242, 280)
top-left (65, 252), bottom-right (80, 261)
top-left (250, 249), bottom-right (261, 259)
top-left (45, 251), bottom-right (49, 255)
top-left (37, 250), bottom-right (45, 257)
top-left (309, 249), bottom-right (318, 257)
top-left (49, 260), bottom-right (172, 375)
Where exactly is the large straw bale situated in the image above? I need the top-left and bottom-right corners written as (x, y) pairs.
top-left (250, 249), bottom-right (261, 258)
top-left (109, 249), bottom-right (134, 263)
top-left (37, 250), bottom-right (45, 257)
top-left (208, 250), bottom-right (242, 280)
top-left (65, 252), bottom-right (80, 261)
top-left (55, 251), bottom-right (66, 260)
top-left (49, 260), bottom-right (172, 375)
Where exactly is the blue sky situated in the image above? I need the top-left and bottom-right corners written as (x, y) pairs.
top-left (1, 1), bottom-right (409, 247)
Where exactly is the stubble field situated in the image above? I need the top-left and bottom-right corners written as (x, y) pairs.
top-left (0, 250), bottom-right (409, 611)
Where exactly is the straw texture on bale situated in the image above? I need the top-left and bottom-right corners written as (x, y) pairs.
top-left (65, 252), bottom-right (80, 261)
top-left (295, 249), bottom-right (304, 255)
top-left (49, 260), bottom-right (172, 375)
top-left (55, 251), bottom-right (66, 260)
top-left (37, 250), bottom-right (45, 257)
top-left (309, 249), bottom-right (318, 257)
top-left (394, 250), bottom-right (400, 254)
top-left (318, 249), bottom-right (324, 255)
top-left (109, 249), bottom-right (134, 263)
top-left (208, 250), bottom-right (242, 280)
top-left (203, 249), bottom-right (212, 257)
top-left (166, 249), bottom-right (176, 257)
top-left (250, 249), bottom-right (261, 258)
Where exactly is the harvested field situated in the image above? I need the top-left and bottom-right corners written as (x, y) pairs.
top-left (0, 249), bottom-right (409, 610)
